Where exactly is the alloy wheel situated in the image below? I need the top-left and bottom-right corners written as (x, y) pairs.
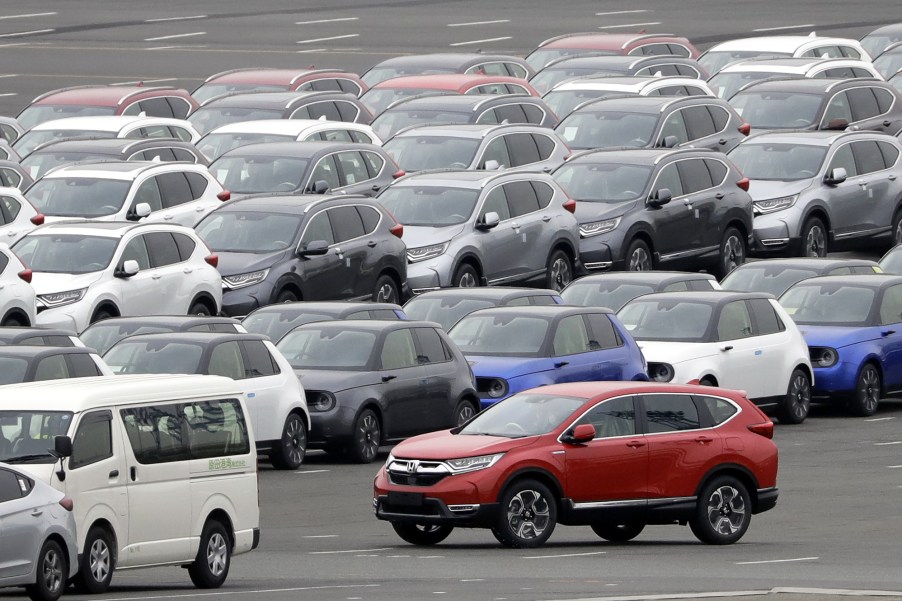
top-left (722, 234), bottom-right (745, 274)
top-left (788, 372), bottom-right (811, 421)
top-left (805, 225), bottom-right (826, 257)
top-left (549, 256), bottom-right (572, 291)
top-left (506, 489), bottom-right (551, 540)
top-left (706, 485), bottom-right (747, 536)
top-left (858, 366), bottom-right (881, 414)
top-left (628, 248), bottom-right (651, 271)
top-left (357, 413), bottom-right (380, 462)
top-left (42, 547), bottom-right (64, 594)
top-left (206, 532), bottom-right (228, 577)
top-left (89, 539), bottom-right (110, 584)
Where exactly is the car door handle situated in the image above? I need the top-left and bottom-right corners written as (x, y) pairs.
top-left (554, 361), bottom-right (569, 368)
top-left (381, 374), bottom-right (397, 382)
top-left (183, 268), bottom-right (193, 274)
top-left (334, 247), bottom-right (342, 254)
top-left (882, 329), bottom-right (896, 337)
top-left (151, 274), bottom-right (162, 280)
top-left (542, 215), bottom-right (552, 222)
top-left (109, 469), bottom-right (119, 479)
top-left (720, 345), bottom-right (733, 351)
top-left (884, 120), bottom-right (892, 127)
top-left (196, 206), bottom-right (206, 211)
top-left (371, 184), bottom-right (381, 192)
top-left (626, 440), bottom-right (646, 448)
top-left (31, 509), bottom-right (43, 517)
top-left (694, 436), bottom-right (714, 444)
top-left (890, 174), bottom-right (898, 181)
top-left (367, 240), bottom-right (378, 248)
top-left (163, 214), bottom-right (174, 220)
top-left (718, 138), bottom-right (727, 145)
top-left (511, 222), bottom-right (520, 229)
top-left (715, 193), bottom-right (724, 200)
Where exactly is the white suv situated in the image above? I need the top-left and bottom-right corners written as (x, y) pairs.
top-left (25, 161), bottom-right (227, 227)
top-left (11, 221), bottom-right (222, 332)
top-left (0, 187), bottom-right (42, 244)
top-left (0, 244), bottom-right (36, 327)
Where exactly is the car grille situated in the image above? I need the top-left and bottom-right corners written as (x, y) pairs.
top-left (388, 472), bottom-right (448, 486)
top-left (386, 458), bottom-right (449, 487)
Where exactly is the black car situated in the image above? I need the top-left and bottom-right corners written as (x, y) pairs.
top-left (188, 91), bottom-right (374, 135)
top-left (403, 287), bottom-right (563, 330)
top-left (0, 159), bottom-right (33, 191)
top-left (561, 271), bottom-right (719, 310)
top-left (79, 315), bottom-right (244, 355)
top-left (276, 319), bottom-right (478, 462)
top-left (729, 78), bottom-right (902, 134)
top-left (194, 194), bottom-right (409, 316)
top-left (361, 53), bottom-right (535, 87)
top-left (552, 148), bottom-right (753, 276)
top-left (242, 301), bottom-right (408, 342)
top-left (530, 55), bottom-right (709, 95)
top-left (0, 327), bottom-right (81, 347)
top-left (555, 95), bottom-right (748, 152)
top-left (371, 95), bottom-right (558, 141)
top-left (21, 137), bottom-right (209, 180)
top-left (721, 257), bottom-right (882, 297)
top-left (0, 346), bottom-right (107, 384)
top-left (210, 141), bottom-right (401, 196)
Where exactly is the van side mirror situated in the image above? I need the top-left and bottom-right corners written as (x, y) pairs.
top-left (115, 259), bottom-right (140, 278)
top-left (308, 180), bottom-right (329, 194)
top-left (477, 211), bottom-right (500, 230)
top-left (299, 240), bottom-right (329, 256)
top-left (127, 202), bottom-right (152, 221)
top-left (562, 424), bottom-right (595, 444)
top-left (54, 435), bottom-right (73, 458)
top-left (825, 167), bottom-right (847, 185)
top-left (826, 118), bottom-right (849, 130)
top-left (648, 188), bottom-right (673, 207)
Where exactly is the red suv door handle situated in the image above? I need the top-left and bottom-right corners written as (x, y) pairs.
top-left (694, 436), bottom-right (714, 444)
top-left (626, 440), bottom-right (646, 448)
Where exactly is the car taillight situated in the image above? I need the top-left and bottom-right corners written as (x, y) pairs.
top-left (30, 214), bottom-right (45, 226)
top-left (737, 177), bottom-right (750, 192)
top-left (59, 496), bottom-right (74, 511)
top-left (563, 199), bottom-right (576, 213)
top-left (205, 254), bottom-right (219, 268)
top-left (738, 122), bottom-right (751, 136)
top-left (390, 223), bottom-right (403, 238)
top-left (18, 269), bottom-right (32, 283)
top-left (217, 190), bottom-right (231, 201)
top-left (747, 422), bottom-right (774, 439)
top-left (392, 169), bottom-right (406, 179)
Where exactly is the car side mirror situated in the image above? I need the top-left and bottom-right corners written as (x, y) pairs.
top-left (127, 202), bottom-right (152, 221)
top-left (477, 211), bottom-right (500, 230)
top-left (658, 135), bottom-right (678, 149)
top-left (562, 423), bottom-right (596, 444)
top-left (648, 188), bottom-right (673, 207)
top-left (54, 435), bottom-right (73, 458)
top-left (299, 240), bottom-right (329, 256)
top-left (308, 179), bottom-right (329, 194)
top-left (826, 118), bottom-right (849, 130)
top-left (825, 167), bottom-right (847, 185)
top-left (115, 259), bottom-right (140, 278)
top-left (483, 159), bottom-right (501, 171)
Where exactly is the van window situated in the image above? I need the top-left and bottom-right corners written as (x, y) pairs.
top-left (70, 411), bottom-right (113, 469)
top-left (122, 404), bottom-right (189, 464)
top-left (184, 399), bottom-right (250, 459)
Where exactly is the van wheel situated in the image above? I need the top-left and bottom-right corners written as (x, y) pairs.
top-left (271, 413), bottom-right (307, 470)
top-left (189, 520), bottom-right (231, 589)
top-left (75, 527), bottom-right (114, 593)
top-left (346, 409), bottom-right (381, 463)
top-left (26, 539), bottom-right (67, 601)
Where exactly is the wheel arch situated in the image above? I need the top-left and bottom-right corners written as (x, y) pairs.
top-left (189, 292), bottom-right (218, 314)
top-left (801, 205), bottom-right (832, 240)
top-left (694, 463), bottom-right (762, 511)
top-left (84, 517), bottom-right (119, 567)
top-left (451, 252), bottom-right (484, 284)
top-left (0, 307), bottom-right (30, 326)
top-left (498, 468), bottom-right (566, 512)
top-left (204, 508), bottom-right (236, 549)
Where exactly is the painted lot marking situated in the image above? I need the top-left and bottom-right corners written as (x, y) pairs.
top-left (310, 547), bottom-right (392, 554)
top-left (297, 48), bottom-right (327, 53)
top-left (297, 34), bottom-right (359, 44)
top-left (752, 24), bottom-right (815, 32)
top-left (146, 15), bottom-right (206, 22)
top-left (865, 416), bottom-right (895, 422)
top-left (875, 441), bottom-right (902, 446)
top-left (100, 584), bottom-right (380, 601)
top-left (0, 12), bottom-right (56, 20)
top-left (0, 28), bottom-right (54, 38)
top-left (448, 19), bottom-right (510, 27)
top-left (144, 32), bottom-right (206, 41)
top-left (596, 10), bottom-right (651, 16)
top-left (295, 469), bottom-right (329, 474)
top-left (450, 36), bottom-right (512, 47)
top-left (148, 45), bottom-right (207, 50)
top-left (888, 464), bottom-right (902, 468)
top-left (303, 534), bottom-right (338, 538)
top-left (524, 551), bottom-right (607, 559)
top-left (598, 22), bottom-right (661, 30)
top-left (0, 93), bottom-right (17, 97)
top-left (296, 17), bottom-right (359, 25)
top-left (736, 556), bottom-right (818, 565)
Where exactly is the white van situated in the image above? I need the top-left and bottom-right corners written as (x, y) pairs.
top-left (0, 374), bottom-right (259, 593)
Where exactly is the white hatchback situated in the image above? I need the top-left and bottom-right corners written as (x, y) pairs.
top-left (11, 221), bottom-right (222, 333)
top-left (618, 290), bottom-right (814, 424)
top-left (0, 187), bottom-right (43, 245)
top-left (0, 243), bottom-right (36, 327)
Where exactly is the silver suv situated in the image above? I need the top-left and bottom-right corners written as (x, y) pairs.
top-left (377, 170), bottom-right (581, 293)
top-left (728, 130), bottom-right (902, 256)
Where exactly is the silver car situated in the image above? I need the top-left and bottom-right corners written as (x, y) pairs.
top-left (377, 170), bottom-right (581, 293)
top-left (728, 130), bottom-right (902, 256)
top-left (0, 462), bottom-right (77, 601)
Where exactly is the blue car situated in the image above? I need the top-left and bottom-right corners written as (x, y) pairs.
top-left (448, 305), bottom-right (648, 409)
top-left (780, 274), bottom-right (902, 416)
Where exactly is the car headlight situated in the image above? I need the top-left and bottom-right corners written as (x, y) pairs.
top-left (809, 347), bottom-right (838, 368)
top-left (648, 362), bottom-right (675, 382)
top-left (754, 195), bottom-right (798, 215)
top-left (222, 269), bottom-right (270, 290)
top-left (407, 242), bottom-right (449, 263)
top-left (384, 452), bottom-right (395, 470)
top-left (445, 453), bottom-right (504, 473)
top-left (37, 288), bottom-right (87, 308)
top-left (305, 390), bottom-right (336, 412)
top-left (579, 217), bottom-right (621, 238)
top-left (477, 377), bottom-right (508, 398)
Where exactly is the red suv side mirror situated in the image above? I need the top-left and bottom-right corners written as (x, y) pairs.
top-left (563, 424), bottom-right (596, 444)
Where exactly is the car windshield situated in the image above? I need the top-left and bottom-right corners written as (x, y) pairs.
top-left (242, 310), bottom-right (338, 342)
top-left (379, 185), bottom-right (479, 226)
top-left (727, 143), bottom-right (826, 181)
top-left (449, 314), bottom-right (550, 356)
top-left (103, 339), bottom-right (205, 374)
top-left (708, 72), bottom-right (781, 100)
top-left (13, 234), bottom-right (118, 274)
top-left (404, 297), bottom-right (496, 330)
top-left (861, 35), bottom-right (899, 59)
top-left (362, 67), bottom-right (456, 87)
top-left (0, 357), bottom-right (30, 385)
top-left (192, 84), bottom-right (287, 105)
top-left (21, 152), bottom-right (111, 180)
top-left (26, 177), bottom-right (131, 217)
top-left (17, 105), bottom-right (116, 130)
top-left (196, 211), bottom-right (303, 253)
top-left (699, 50), bottom-right (787, 75)
top-left (384, 135), bottom-right (480, 171)
top-left (0, 410), bottom-right (73, 463)
top-left (617, 299), bottom-right (714, 342)
top-left (554, 162), bottom-right (651, 202)
top-left (557, 111), bottom-right (658, 150)
top-left (526, 48), bottom-right (601, 71)
top-left (188, 108), bottom-right (284, 136)
top-left (80, 323), bottom-right (175, 356)
top-left (780, 283), bottom-right (876, 325)
top-left (530, 68), bottom-right (614, 95)
top-left (721, 265), bottom-right (819, 297)
top-left (372, 109), bottom-right (470, 140)
top-left (211, 156), bottom-right (310, 194)
top-left (459, 393), bottom-right (586, 437)
top-left (198, 132), bottom-right (294, 161)
top-left (561, 281), bottom-right (656, 311)
top-left (277, 326), bottom-right (377, 370)
top-left (729, 92), bottom-right (822, 129)
top-left (15, 130), bottom-right (114, 156)
top-left (881, 248), bottom-right (902, 274)
top-left (544, 89), bottom-right (618, 117)
top-left (874, 53), bottom-right (902, 79)
top-left (362, 88), bottom-right (434, 114)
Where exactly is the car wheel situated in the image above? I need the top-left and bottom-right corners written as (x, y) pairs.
top-left (699, 377), bottom-right (716, 387)
top-left (90, 308), bottom-right (115, 325)
top-left (716, 227), bottom-right (746, 278)
top-left (452, 263), bottom-right (479, 288)
top-left (625, 239), bottom-right (653, 271)
top-left (275, 288), bottom-right (299, 304)
top-left (189, 300), bottom-right (212, 316)
top-left (0, 315), bottom-right (27, 327)
top-left (26, 539), bottom-right (67, 601)
top-left (777, 368), bottom-right (811, 424)
top-left (188, 520), bottom-right (231, 589)
top-left (545, 249), bottom-right (573, 292)
top-left (347, 408), bottom-right (381, 463)
top-left (491, 479), bottom-right (557, 548)
top-left (892, 210), bottom-right (902, 247)
top-left (271, 413), bottom-right (307, 470)
top-left (800, 217), bottom-right (827, 257)
top-left (849, 363), bottom-right (881, 417)
top-left (454, 399), bottom-right (477, 426)
top-left (75, 526), bottom-right (114, 593)
top-left (689, 476), bottom-right (751, 545)
top-left (391, 523), bottom-right (453, 546)
top-left (372, 274), bottom-right (399, 303)
top-left (590, 521), bottom-right (645, 542)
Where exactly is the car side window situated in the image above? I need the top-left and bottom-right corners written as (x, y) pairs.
top-left (495, 104), bottom-right (529, 123)
top-left (157, 172), bottom-right (194, 208)
top-left (302, 101), bottom-right (342, 121)
top-left (553, 315), bottom-right (591, 355)
top-left (694, 395), bottom-right (737, 425)
top-left (533, 134), bottom-right (556, 159)
top-left (717, 300), bottom-right (754, 341)
top-left (208, 341), bottom-right (245, 380)
top-left (172, 233), bottom-right (196, 261)
top-left (469, 62), bottom-right (508, 76)
top-left (642, 393), bottom-right (701, 433)
top-left (676, 64), bottom-right (702, 78)
top-left (480, 136), bottom-right (512, 169)
top-left (686, 86), bottom-right (710, 96)
top-left (0, 195), bottom-right (20, 223)
top-left (472, 84), bottom-right (508, 95)
top-left (683, 106), bottom-right (718, 139)
top-left (133, 148), bottom-right (176, 162)
top-left (522, 104), bottom-right (546, 124)
top-left (652, 162), bottom-right (684, 197)
top-left (67, 353), bottom-right (103, 377)
top-left (357, 205), bottom-right (382, 233)
top-left (185, 172), bottom-right (209, 199)
top-left (479, 186), bottom-right (511, 221)
top-left (677, 159), bottom-right (714, 194)
top-left (0, 469), bottom-right (25, 502)
top-left (659, 110), bottom-right (690, 145)
top-left (505, 133), bottom-right (542, 166)
top-left (239, 340), bottom-right (279, 377)
top-left (134, 125), bottom-right (174, 139)
top-left (145, 232), bottom-right (182, 267)
top-left (704, 159), bottom-right (728, 185)
top-left (300, 210), bottom-right (335, 246)
top-left (168, 97), bottom-right (192, 120)
top-left (585, 313), bottom-right (622, 350)
top-left (822, 67), bottom-right (854, 78)
top-left (0, 124), bottom-right (18, 143)
top-left (413, 327), bottom-right (449, 364)
top-left (873, 88), bottom-right (895, 114)
top-left (822, 92), bottom-right (853, 125)
top-left (848, 87), bottom-right (881, 122)
top-left (476, 108), bottom-right (500, 124)
top-left (575, 396), bottom-right (636, 438)
top-left (748, 298), bottom-right (785, 335)
top-left (336, 151), bottom-right (371, 185)
top-left (351, 130), bottom-right (374, 144)
top-left (336, 101), bottom-right (362, 122)
top-left (0, 170), bottom-right (21, 189)
top-left (308, 155), bottom-right (341, 191)
top-left (879, 284), bottom-right (902, 325)
top-left (852, 141), bottom-right (887, 174)
top-left (829, 143), bottom-right (859, 177)
top-left (317, 129), bottom-right (353, 142)
top-left (137, 97), bottom-right (175, 118)
top-left (380, 329), bottom-right (419, 370)
top-left (0, 252), bottom-right (7, 272)
top-left (532, 181), bottom-right (554, 209)
top-left (70, 411), bottom-right (113, 469)
top-left (840, 46), bottom-right (862, 59)
top-left (168, 126), bottom-right (194, 142)
top-left (664, 281), bottom-right (689, 292)
top-left (174, 148), bottom-right (202, 163)
top-left (878, 141), bottom-right (901, 167)
top-left (34, 354), bottom-right (70, 381)
top-left (132, 177), bottom-right (164, 212)
top-left (504, 181), bottom-right (541, 217)
top-left (329, 206), bottom-right (366, 242)
top-left (121, 234), bottom-right (152, 270)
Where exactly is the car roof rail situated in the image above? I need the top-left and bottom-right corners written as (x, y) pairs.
top-left (30, 85), bottom-right (105, 103)
top-left (537, 32), bottom-right (606, 47)
top-left (202, 67), bottom-right (273, 84)
top-left (621, 33), bottom-right (679, 49)
top-left (288, 69), bottom-right (350, 85)
top-left (116, 86), bottom-right (180, 106)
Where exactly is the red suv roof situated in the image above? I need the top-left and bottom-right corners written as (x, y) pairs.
top-left (204, 68), bottom-right (367, 91)
top-left (541, 33), bottom-right (700, 58)
top-left (30, 85), bottom-right (195, 107)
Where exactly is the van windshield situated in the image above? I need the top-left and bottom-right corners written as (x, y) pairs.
top-left (0, 410), bottom-right (74, 463)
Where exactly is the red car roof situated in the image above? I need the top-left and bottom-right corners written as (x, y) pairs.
top-left (533, 381), bottom-right (747, 400)
top-left (210, 69), bottom-right (347, 85)
top-left (33, 86), bottom-right (191, 107)
top-left (371, 73), bottom-right (538, 95)
top-left (543, 33), bottom-right (699, 57)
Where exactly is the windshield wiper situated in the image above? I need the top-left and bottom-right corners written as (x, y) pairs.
top-left (4, 453), bottom-right (54, 463)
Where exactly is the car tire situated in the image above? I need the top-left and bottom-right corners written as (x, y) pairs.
top-left (189, 300), bottom-right (212, 316)
top-left (892, 210), bottom-right (902, 248)
top-left (26, 539), bottom-right (67, 601)
top-left (90, 308), bottom-right (115, 325)
top-left (372, 274), bottom-right (399, 303)
top-left (799, 217), bottom-right (828, 257)
top-left (188, 520), bottom-right (231, 589)
top-left (391, 523), bottom-right (453, 546)
top-left (491, 479), bottom-right (557, 549)
top-left (74, 526), bottom-right (114, 593)
top-left (275, 288), bottom-right (299, 304)
top-left (699, 377), bottom-right (716, 387)
top-left (346, 408), bottom-right (381, 463)
top-left (0, 314), bottom-right (27, 327)
top-left (625, 239), bottom-right (653, 271)
top-left (545, 249), bottom-right (573, 292)
top-left (848, 363), bottom-right (881, 417)
top-left (716, 227), bottom-right (746, 278)
top-left (689, 476), bottom-right (751, 545)
top-left (777, 368), bottom-right (811, 424)
top-left (454, 399), bottom-right (477, 426)
top-left (590, 522), bottom-right (645, 543)
top-left (452, 263), bottom-right (480, 288)
top-left (271, 413), bottom-right (307, 470)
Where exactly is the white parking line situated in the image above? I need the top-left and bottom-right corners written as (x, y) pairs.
top-left (144, 31), bottom-right (206, 41)
top-left (294, 469), bottom-right (330, 473)
top-left (310, 547), bottom-right (392, 554)
top-left (303, 534), bottom-right (338, 538)
top-left (875, 441), bottom-right (902, 446)
top-left (524, 551), bottom-right (607, 559)
top-left (598, 22), bottom-right (661, 30)
top-left (146, 15), bottom-right (206, 22)
top-left (148, 45), bottom-right (207, 50)
top-left (0, 93), bottom-right (17, 97)
top-left (595, 9), bottom-right (651, 16)
top-left (0, 28), bottom-right (54, 38)
top-left (449, 36), bottom-right (512, 47)
top-left (297, 48), bottom-right (327, 53)
top-left (0, 74), bottom-right (17, 78)
top-left (736, 556), bottom-right (818, 565)
top-left (296, 17), bottom-right (359, 25)
top-left (461, 579), bottom-right (484, 582)
top-left (752, 24), bottom-right (815, 32)
top-left (888, 465), bottom-right (902, 468)
top-left (865, 416), bottom-right (895, 422)
top-left (448, 19), bottom-right (510, 27)
top-left (0, 12), bottom-right (56, 20)
top-left (297, 34), bottom-right (359, 44)
top-left (100, 584), bottom-right (380, 601)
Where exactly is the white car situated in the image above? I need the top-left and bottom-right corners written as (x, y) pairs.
top-left (25, 161), bottom-right (227, 227)
top-left (11, 221), bottom-right (222, 333)
top-left (0, 187), bottom-right (43, 245)
top-left (102, 331), bottom-right (311, 469)
top-left (0, 244), bottom-right (36, 327)
top-left (699, 34), bottom-right (872, 76)
top-left (13, 115), bottom-right (201, 157)
top-left (618, 290), bottom-right (814, 424)
top-left (197, 118), bottom-right (383, 161)
top-left (544, 75), bottom-right (715, 117)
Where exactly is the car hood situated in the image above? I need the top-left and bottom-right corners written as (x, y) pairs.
top-left (401, 224), bottom-right (467, 249)
top-left (30, 270), bottom-right (103, 295)
top-left (294, 369), bottom-right (380, 392)
top-left (746, 179), bottom-right (811, 201)
top-left (466, 355), bottom-right (553, 379)
top-left (636, 340), bottom-right (717, 364)
top-left (391, 428), bottom-right (538, 460)
top-left (798, 325), bottom-right (881, 349)
top-left (574, 199), bottom-right (636, 224)
top-left (214, 249), bottom-right (288, 277)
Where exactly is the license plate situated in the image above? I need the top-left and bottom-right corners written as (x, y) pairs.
top-left (388, 491), bottom-right (424, 507)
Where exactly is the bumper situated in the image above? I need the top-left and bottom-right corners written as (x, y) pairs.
top-left (374, 495), bottom-right (499, 527)
top-left (579, 233), bottom-right (624, 272)
top-left (307, 406), bottom-right (357, 447)
top-left (407, 257), bottom-right (455, 292)
top-left (221, 281), bottom-right (276, 317)
top-left (811, 360), bottom-right (861, 397)
top-left (751, 213), bottom-right (801, 255)
top-left (35, 303), bottom-right (91, 333)
top-left (233, 527), bottom-right (258, 556)
top-left (755, 487), bottom-right (779, 514)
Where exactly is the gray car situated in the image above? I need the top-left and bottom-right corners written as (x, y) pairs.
top-left (0, 463), bottom-right (77, 601)
top-left (727, 130), bottom-right (902, 256)
top-left (383, 123), bottom-right (570, 173)
top-left (377, 170), bottom-right (580, 293)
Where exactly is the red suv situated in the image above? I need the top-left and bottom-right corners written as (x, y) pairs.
top-left (374, 382), bottom-right (778, 548)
